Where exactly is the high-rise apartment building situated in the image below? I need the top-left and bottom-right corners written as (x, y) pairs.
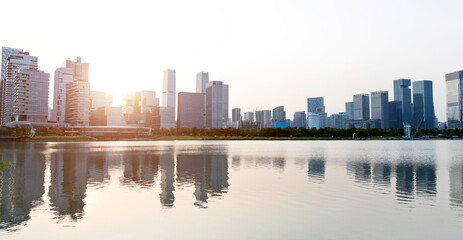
top-left (293, 111), bottom-right (307, 128)
top-left (205, 81), bottom-right (229, 128)
top-left (196, 72), bottom-right (209, 93)
top-left (370, 91), bottom-right (389, 129)
top-left (52, 68), bottom-right (73, 122)
top-left (411, 81), bottom-right (435, 130)
top-left (345, 102), bottom-right (354, 120)
top-left (446, 71), bottom-right (463, 129)
top-left (1, 49), bottom-right (39, 124)
top-left (393, 79), bottom-right (413, 124)
top-left (353, 94), bottom-right (369, 120)
top-left (161, 69), bottom-right (176, 128)
top-left (178, 92), bottom-right (204, 128)
top-left (272, 106), bottom-right (286, 122)
top-left (65, 58), bottom-right (91, 126)
top-left (12, 69), bottom-right (49, 123)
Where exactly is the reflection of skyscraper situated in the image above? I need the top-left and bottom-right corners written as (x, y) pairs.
top-left (449, 162), bottom-right (463, 209)
top-left (120, 152), bottom-right (159, 188)
top-left (308, 158), bottom-right (325, 182)
top-left (176, 154), bottom-right (229, 208)
top-left (0, 143), bottom-right (45, 229)
top-left (347, 161), bottom-right (372, 183)
top-left (273, 158), bottom-right (285, 172)
top-left (49, 151), bottom-right (88, 220)
top-left (396, 163), bottom-right (415, 203)
top-left (159, 154), bottom-right (175, 208)
top-left (415, 163), bottom-right (436, 197)
top-left (372, 163), bottom-right (391, 186)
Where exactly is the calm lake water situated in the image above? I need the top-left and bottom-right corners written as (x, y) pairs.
top-left (0, 140), bottom-right (463, 239)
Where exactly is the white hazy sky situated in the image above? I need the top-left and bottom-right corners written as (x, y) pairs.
top-left (2, 0), bottom-right (462, 121)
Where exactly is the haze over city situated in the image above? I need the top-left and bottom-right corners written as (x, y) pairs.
top-left (3, 0), bottom-right (463, 121)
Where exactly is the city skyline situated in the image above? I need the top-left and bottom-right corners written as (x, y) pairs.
top-left (2, 0), bottom-right (463, 121)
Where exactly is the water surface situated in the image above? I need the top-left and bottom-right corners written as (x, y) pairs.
top-left (0, 140), bottom-right (463, 239)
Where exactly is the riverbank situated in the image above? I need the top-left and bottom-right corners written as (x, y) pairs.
top-left (150, 136), bottom-right (411, 141)
top-left (0, 136), bottom-right (97, 142)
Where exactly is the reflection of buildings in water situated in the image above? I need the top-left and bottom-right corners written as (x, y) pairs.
top-left (120, 152), bottom-right (159, 188)
top-left (87, 152), bottom-right (110, 187)
top-left (176, 154), bottom-right (229, 208)
top-left (395, 163), bottom-right (415, 202)
top-left (0, 143), bottom-right (46, 229)
top-left (308, 158), bottom-right (325, 182)
top-left (49, 151), bottom-right (88, 220)
top-left (231, 156), bottom-right (241, 170)
top-left (255, 157), bottom-right (271, 168)
top-left (450, 162), bottom-right (463, 209)
top-left (415, 163), bottom-right (436, 197)
top-left (347, 161), bottom-right (372, 183)
top-left (272, 158), bottom-right (285, 172)
top-left (372, 163), bottom-right (391, 186)
top-left (159, 154), bottom-right (175, 208)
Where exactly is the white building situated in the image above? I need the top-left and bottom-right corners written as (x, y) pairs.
top-left (52, 68), bottom-right (73, 122)
top-left (161, 69), bottom-right (176, 128)
top-left (196, 72), bottom-right (209, 93)
top-left (64, 57), bottom-right (91, 126)
top-left (308, 112), bottom-right (320, 129)
top-left (205, 81), bottom-right (229, 128)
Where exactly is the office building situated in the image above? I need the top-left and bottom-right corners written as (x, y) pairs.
top-left (393, 79), bottom-right (413, 124)
top-left (244, 112), bottom-right (254, 122)
top-left (232, 108), bottom-right (241, 122)
top-left (345, 102), bottom-right (354, 120)
top-left (52, 68), bottom-right (73, 122)
top-left (293, 111), bottom-right (307, 128)
top-left (370, 91), bottom-right (389, 129)
top-left (411, 80), bottom-right (435, 130)
top-left (446, 71), bottom-right (463, 129)
top-left (196, 72), bottom-right (209, 93)
top-left (255, 110), bottom-right (272, 128)
top-left (389, 101), bottom-right (402, 129)
top-left (12, 69), bottom-right (49, 123)
top-left (178, 92), bottom-right (204, 128)
top-left (353, 93), bottom-right (369, 120)
top-left (307, 97), bottom-right (325, 114)
top-left (122, 91), bottom-right (160, 127)
top-left (162, 69), bottom-right (176, 128)
top-left (272, 106), bottom-right (286, 122)
top-left (1, 49), bottom-right (38, 125)
top-left (308, 112), bottom-right (320, 129)
top-left (327, 112), bottom-right (348, 129)
top-left (65, 58), bottom-right (91, 126)
top-left (89, 91), bottom-right (113, 126)
top-left (206, 81), bottom-right (228, 128)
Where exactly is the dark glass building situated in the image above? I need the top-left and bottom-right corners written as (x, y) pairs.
top-left (411, 80), bottom-right (435, 130)
top-left (393, 79), bottom-right (413, 124)
top-left (371, 91), bottom-right (389, 129)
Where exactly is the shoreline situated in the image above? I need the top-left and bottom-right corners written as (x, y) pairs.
top-left (0, 135), bottom-right (458, 142)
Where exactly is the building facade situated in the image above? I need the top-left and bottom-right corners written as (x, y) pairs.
top-left (206, 81), bottom-right (229, 128)
top-left (353, 93), bottom-right (369, 121)
top-left (162, 69), bottom-right (176, 128)
top-left (64, 58), bottom-right (91, 126)
top-left (12, 69), bottom-right (49, 123)
top-left (272, 106), bottom-right (286, 122)
top-left (446, 71), bottom-right (463, 129)
top-left (345, 102), bottom-right (354, 120)
top-left (52, 68), bottom-right (73, 122)
top-left (389, 101), bottom-right (402, 129)
top-left (370, 91), bottom-right (389, 129)
top-left (196, 72), bottom-right (209, 93)
top-left (393, 79), bottom-right (413, 124)
top-left (411, 80), bottom-right (435, 130)
top-left (293, 111), bottom-right (307, 128)
top-left (178, 92), bottom-right (204, 128)
top-left (255, 110), bottom-right (272, 128)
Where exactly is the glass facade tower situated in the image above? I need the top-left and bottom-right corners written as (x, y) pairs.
top-left (446, 71), bottom-right (463, 129)
top-left (393, 79), bottom-right (412, 124)
top-left (411, 80), bottom-right (435, 130)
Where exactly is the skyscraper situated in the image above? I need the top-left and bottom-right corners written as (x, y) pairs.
top-left (12, 69), bottom-right (49, 123)
top-left (272, 106), bottom-right (286, 122)
top-left (52, 68), bottom-right (73, 122)
top-left (232, 108), bottom-right (241, 122)
top-left (307, 97), bottom-right (325, 114)
top-left (393, 79), bottom-right (413, 124)
top-left (161, 69), bottom-right (176, 128)
top-left (307, 97), bottom-right (325, 129)
top-left (178, 92), bottom-right (204, 128)
top-left (446, 71), bottom-right (463, 129)
top-left (353, 94), bottom-right (369, 120)
top-left (293, 111), bottom-right (307, 128)
top-left (255, 110), bottom-right (271, 128)
top-left (244, 112), bottom-right (254, 122)
top-left (65, 58), bottom-right (91, 126)
top-left (206, 81), bottom-right (228, 128)
top-left (196, 72), bottom-right (209, 93)
top-left (370, 91), bottom-right (389, 129)
top-left (389, 101), bottom-right (402, 129)
top-left (345, 102), bottom-right (354, 120)
top-left (1, 49), bottom-right (39, 124)
top-left (411, 80), bottom-right (435, 130)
